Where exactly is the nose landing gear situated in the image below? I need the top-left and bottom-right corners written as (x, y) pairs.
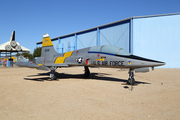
top-left (127, 69), bottom-right (135, 85)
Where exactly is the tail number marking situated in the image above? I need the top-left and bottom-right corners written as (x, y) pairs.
top-left (45, 49), bottom-right (50, 52)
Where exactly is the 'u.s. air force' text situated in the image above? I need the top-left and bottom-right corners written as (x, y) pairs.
top-left (93, 61), bottom-right (124, 66)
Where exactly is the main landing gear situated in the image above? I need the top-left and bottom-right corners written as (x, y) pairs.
top-left (50, 70), bottom-right (57, 80)
top-left (84, 66), bottom-right (90, 78)
top-left (127, 69), bottom-right (135, 85)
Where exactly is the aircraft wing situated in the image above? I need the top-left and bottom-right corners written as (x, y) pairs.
top-left (44, 63), bottom-right (68, 67)
top-left (37, 65), bottom-right (49, 71)
top-left (16, 62), bottom-right (69, 70)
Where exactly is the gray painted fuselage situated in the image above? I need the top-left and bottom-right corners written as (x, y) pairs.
top-left (33, 46), bottom-right (165, 70)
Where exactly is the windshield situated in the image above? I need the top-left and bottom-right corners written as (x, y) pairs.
top-left (89, 45), bottom-right (131, 56)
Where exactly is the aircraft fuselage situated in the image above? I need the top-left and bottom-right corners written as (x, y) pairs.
top-left (34, 47), bottom-right (165, 69)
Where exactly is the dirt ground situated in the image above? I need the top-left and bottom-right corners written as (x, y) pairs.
top-left (0, 67), bottom-right (180, 120)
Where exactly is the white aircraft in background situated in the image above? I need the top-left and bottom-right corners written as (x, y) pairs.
top-left (0, 31), bottom-right (30, 52)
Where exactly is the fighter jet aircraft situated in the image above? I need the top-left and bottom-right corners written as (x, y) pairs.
top-left (16, 33), bottom-right (165, 85)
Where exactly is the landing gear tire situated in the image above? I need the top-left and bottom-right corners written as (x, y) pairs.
top-left (84, 66), bottom-right (90, 78)
top-left (127, 69), bottom-right (135, 85)
top-left (84, 71), bottom-right (90, 77)
top-left (127, 78), bottom-right (135, 85)
top-left (51, 74), bottom-right (57, 80)
top-left (50, 70), bottom-right (57, 80)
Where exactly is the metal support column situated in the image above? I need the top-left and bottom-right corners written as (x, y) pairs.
top-left (59, 38), bottom-right (61, 53)
top-left (75, 34), bottom-right (77, 50)
top-left (130, 18), bottom-right (133, 54)
top-left (97, 28), bottom-right (100, 46)
top-left (59, 38), bottom-right (61, 44)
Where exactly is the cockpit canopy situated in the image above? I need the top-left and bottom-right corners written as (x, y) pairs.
top-left (89, 45), bottom-right (131, 56)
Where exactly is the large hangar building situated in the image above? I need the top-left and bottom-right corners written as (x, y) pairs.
top-left (37, 13), bottom-right (180, 68)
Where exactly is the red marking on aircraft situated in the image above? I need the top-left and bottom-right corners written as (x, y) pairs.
top-left (97, 54), bottom-right (100, 57)
top-left (85, 59), bottom-right (88, 64)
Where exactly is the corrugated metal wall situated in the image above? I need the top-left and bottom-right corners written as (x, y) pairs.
top-left (77, 31), bottom-right (97, 49)
top-left (52, 40), bottom-right (59, 52)
top-left (132, 14), bottom-right (180, 68)
top-left (44, 22), bottom-right (131, 53)
top-left (100, 23), bottom-right (129, 52)
top-left (60, 36), bottom-right (75, 53)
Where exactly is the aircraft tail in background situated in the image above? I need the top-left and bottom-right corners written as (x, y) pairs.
top-left (9, 31), bottom-right (15, 42)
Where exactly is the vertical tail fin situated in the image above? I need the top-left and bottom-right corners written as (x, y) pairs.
top-left (41, 33), bottom-right (58, 57)
top-left (9, 31), bottom-right (15, 42)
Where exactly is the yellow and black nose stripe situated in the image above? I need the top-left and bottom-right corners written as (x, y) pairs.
top-left (55, 51), bottom-right (73, 63)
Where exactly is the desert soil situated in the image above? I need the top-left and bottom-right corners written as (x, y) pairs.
top-left (0, 67), bottom-right (180, 120)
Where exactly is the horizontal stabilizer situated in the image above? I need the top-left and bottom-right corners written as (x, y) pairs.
top-left (16, 62), bottom-right (39, 68)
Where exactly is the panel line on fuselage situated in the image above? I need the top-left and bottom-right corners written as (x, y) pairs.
top-left (88, 51), bottom-right (115, 56)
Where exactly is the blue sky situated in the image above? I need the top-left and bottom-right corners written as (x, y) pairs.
top-left (0, 0), bottom-right (179, 53)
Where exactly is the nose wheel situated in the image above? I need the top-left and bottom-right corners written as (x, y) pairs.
top-left (127, 69), bottom-right (135, 85)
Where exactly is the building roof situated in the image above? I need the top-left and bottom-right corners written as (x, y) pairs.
top-left (36, 12), bottom-right (180, 45)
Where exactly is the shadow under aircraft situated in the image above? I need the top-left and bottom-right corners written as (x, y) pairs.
top-left (24, 71), bottom-right (151, 85)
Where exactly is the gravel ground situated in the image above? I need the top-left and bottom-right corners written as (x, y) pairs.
top-left (0, 67), bottom-right (180, 120)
